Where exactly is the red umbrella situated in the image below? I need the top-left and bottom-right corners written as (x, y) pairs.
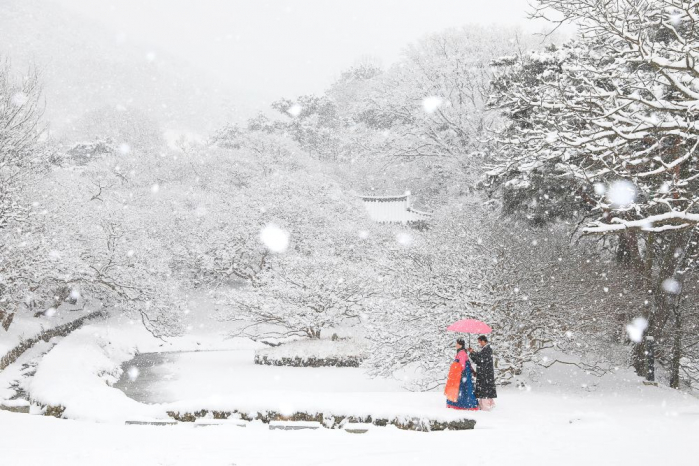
top-left (447, 319), bottom-right (492, 347)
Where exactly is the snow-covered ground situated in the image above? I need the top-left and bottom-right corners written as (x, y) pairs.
top-left (2, 381), bottom-right (698, 465)
top-left (3, 319), bottom-right (698, 465)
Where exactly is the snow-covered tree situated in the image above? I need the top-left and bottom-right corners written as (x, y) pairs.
top-left (366, 196), bottom-right (647, 389)
top-left (205, 135), bottom-right (389, 342)
top-left (488, 0), bottom-right (699, 387)
top-left (0, 62), bottom-right (54, 330)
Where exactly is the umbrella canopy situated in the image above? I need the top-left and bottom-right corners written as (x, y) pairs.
top-left (447, 319), bottom-right (492, 334)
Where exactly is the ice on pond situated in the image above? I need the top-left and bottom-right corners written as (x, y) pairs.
top-left (260, 223), bottom-right (290, 253)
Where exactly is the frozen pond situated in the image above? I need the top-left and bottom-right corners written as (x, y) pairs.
top-left (113, 350), bottom-right (403, 404)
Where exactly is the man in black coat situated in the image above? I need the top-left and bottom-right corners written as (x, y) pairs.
top-left (468, 335), bottom-right (497, 411)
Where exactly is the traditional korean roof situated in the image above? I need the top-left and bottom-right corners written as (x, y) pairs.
top-left (359, 192), bottom-right (431, 224)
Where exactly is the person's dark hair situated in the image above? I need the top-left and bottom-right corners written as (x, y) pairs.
top-left (477, 335), bottom-right (488, 343)
top-left (456, 338), bottom-right (465, 349)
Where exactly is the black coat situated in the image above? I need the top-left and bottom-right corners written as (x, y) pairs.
top-left (470, 345), bottom-right (497, 399)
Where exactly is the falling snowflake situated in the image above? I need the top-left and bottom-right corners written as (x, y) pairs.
top-left (260, 224), bottom-right (290, 253)
top-left (626, 317), bottom-right (648, 343)
top-left (127, 249), bottom-right (135, 257)
top-left (118, 143), bottom-right (131, 154)
top-left (607, 179), bottom-right (636, 207)
top-left (422, 96), bottom-right (443, 114)
top-left (44, 308), bottom-right (57, 317)
top-left (662, 278), bottom-right (681, 294)
top-left (593, 182), bottom-right (606, 196)
top-left (396, 231), bottom-right (413, 246)
top-left (146, 52), bottom-right (156, 62)
top-left (151, 184), bottom-right (160, 193)
top-left (127, 366), bottom-right (140, 381)
top-left (358, 230), bottom-right (369, 239)
top-left (287, 104), bottom-right (302, 117)
top-left (69, 289), bottom-right (81, 300)
top-left (11, 92), bottom-right (28, 107)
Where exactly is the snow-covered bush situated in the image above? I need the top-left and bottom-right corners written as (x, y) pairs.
top-left (254, 338), bottom-right (369, 367)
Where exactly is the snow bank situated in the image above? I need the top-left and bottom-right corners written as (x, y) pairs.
top-left (28, 325), bottom-right (157, 422)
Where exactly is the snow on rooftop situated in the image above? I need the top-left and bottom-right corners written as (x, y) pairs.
top-left (359, 193), bottom-right (431, 224)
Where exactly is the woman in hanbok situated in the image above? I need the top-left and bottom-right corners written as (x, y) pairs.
top-left (445, 338), bottom-right (479, 410)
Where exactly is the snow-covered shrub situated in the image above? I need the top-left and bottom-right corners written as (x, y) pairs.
top-left (254, 338), bottom-right (369, 367)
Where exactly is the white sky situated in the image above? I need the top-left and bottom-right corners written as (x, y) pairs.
top-left (50, 0), bottom-right (547, 106)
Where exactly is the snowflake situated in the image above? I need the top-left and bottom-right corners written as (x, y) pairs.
top-left (422, 96), bottom-right (443, 114)
top-left (260, 224), bottom-right (290, 253)
top-left (626, 317), bottom-right (648, 343)
top-left (287, 104), bottom-right (302, 117)
top-left (662, 278), bottom-right (681, 294)
top-left (607, 179), bottom-right (636, 207)
top-left (127, 366), bottom-right (140, 381)
top-left (396, 232), bottom-right (413, 246)
top-left (11, 92), bottom-right (28, 107)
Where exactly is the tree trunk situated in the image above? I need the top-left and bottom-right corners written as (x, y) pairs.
top-left (632, 340), bottom-right (648, 377)
top-left (616, 230), bottom-right (642, 268)
top-left (670, 312), bottom-right (682, 389)
top-left (631, 231), bottom-right (689, 380)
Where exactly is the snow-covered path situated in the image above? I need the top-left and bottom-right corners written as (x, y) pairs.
top-left (2, 385), bottom-right (698, 465)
